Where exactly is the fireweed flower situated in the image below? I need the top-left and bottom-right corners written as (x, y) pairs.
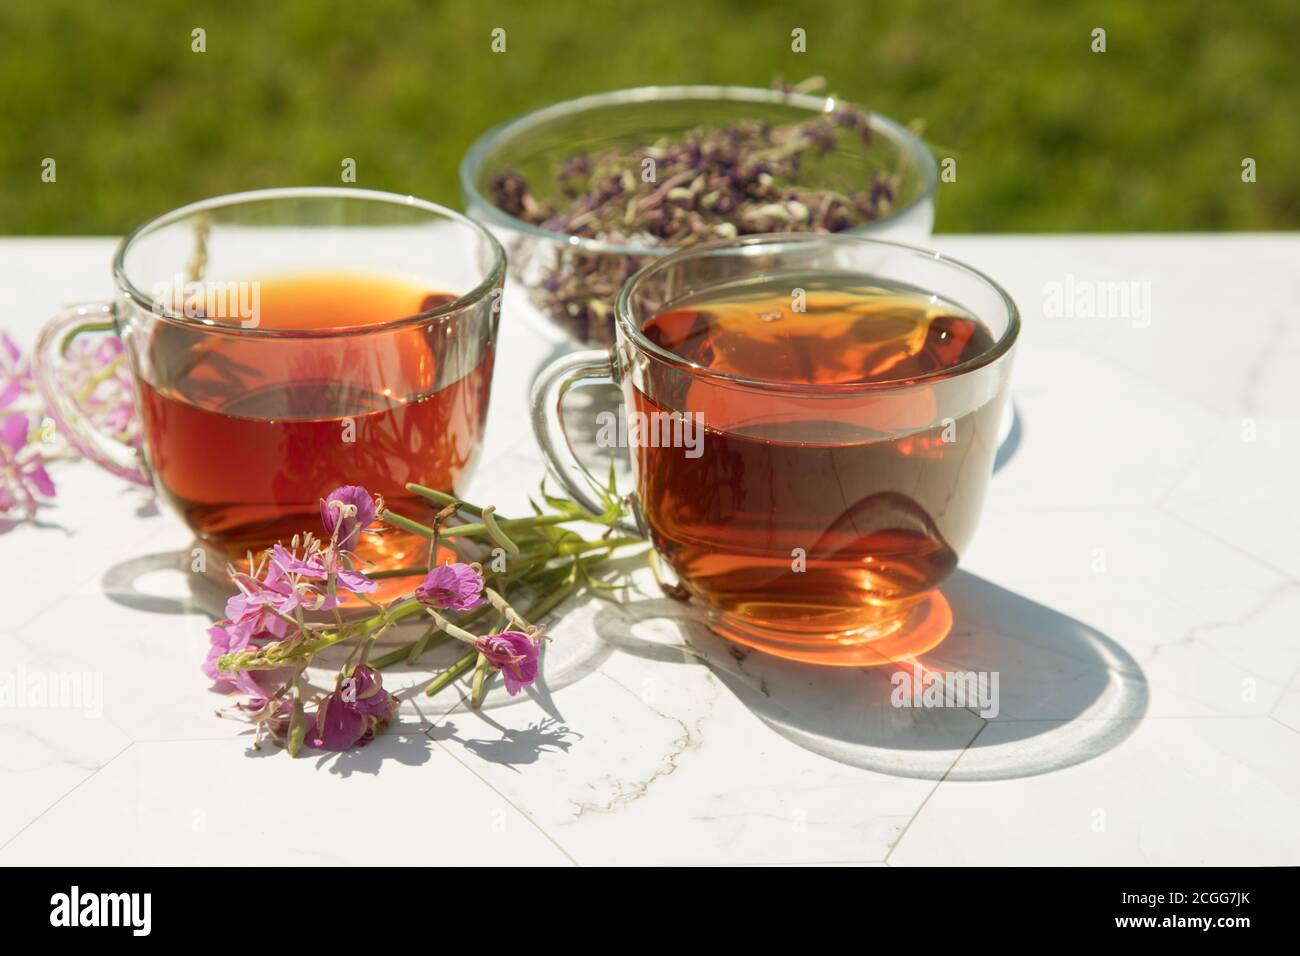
top-left (230, 554), bottom-right (318, 621)
top-left (270, 543), bottom-right (377, 602)
top-left (320, 485), bottom-right (377, 550)
top-left (340, 664), bottom-right (394, 718)
top-left (415, 562), bottom-right (487, 611)
top-left (203, 624), bottom-right (284, 699)
top-left (0, 332), bottom-right (31, 410)
top-left (62, 334), bottom-right (139, 448)
top-left (308, 692), bottom-right (367, 750)
top-left (309, 666), bottom-right (397, 750)
top-left (0, 412), bottom-right (55, 519)
top-left (475, 631), bottom-right (541, 696)
top-left (202, 479), bottom-right (608, 754)
top-left (241, 696), bottom-right (295, 748)
top-left (225, 563), bottom-right (295, 640)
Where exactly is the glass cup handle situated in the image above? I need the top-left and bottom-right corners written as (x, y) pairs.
top-left (529, 349), bottom-right (644, 537)
top-left (31, 302), bottom-right (150, 486)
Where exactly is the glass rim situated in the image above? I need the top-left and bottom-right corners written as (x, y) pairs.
top-left (111, 187), bottom-right (507, 337)
top-left (614, 233), bottom-right (1021, 395)
top-left (459, 84), bottom-right (939, 258)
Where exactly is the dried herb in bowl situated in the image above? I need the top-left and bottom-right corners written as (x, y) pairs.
top-left (487, 104), bottom-right (902, 344)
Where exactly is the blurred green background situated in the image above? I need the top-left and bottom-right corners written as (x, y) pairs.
top-left (1, 0), bottom-right (1296, 234)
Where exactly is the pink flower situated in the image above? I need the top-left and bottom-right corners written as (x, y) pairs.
top-left (309, 692), bottom-right (368, 750)
top-left (308, 667), bottom-right (396, 750)
top-left (227, 559), bottom-right (303, 632)
top-left (416, 563), bottom-right (487, 611)
top-left (320, 485), bottom-right (377, 550)
top-left (240, 696), bottom-right (295, 745)
top-left (475, 631), bottom-right (541, 696)
top-left (225, 564), bottom-right (294, 640)
top-left (0, 333), bottom-right (31, 410)
top-left (340, 664), bottom-right (394, 718)
top-left (202, 624), bottom-right (279, 699)
top-left (269, 543), bottom-right (377, 600)
top-left (0, 412), bottom-right (55, 519)
top-left (62, 334), bottom-right (139, 448)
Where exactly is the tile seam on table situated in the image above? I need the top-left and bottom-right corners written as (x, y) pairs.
top-left (420, 724), bottom-right (581, 867)
top-left (1159, 504), bottom-right (1300, 590)
top-left (882, 719), bottom-right (990, 865)
top-left (0, 627), bottom-right (151, 752)
top-left (1268, 714), bottom-right (1300, 739)
top-left (1137, 535), bottom-right (1300, 689)
top-left (416, 659), bottom-right (725, 866)
top-left (0, 740), bottom-right (136, 855)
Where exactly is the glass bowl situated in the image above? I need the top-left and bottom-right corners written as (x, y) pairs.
top-left (461, 85), bottom-right (938, 347)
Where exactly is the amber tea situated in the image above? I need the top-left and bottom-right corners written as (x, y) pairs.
top-left (629, 274), bottom-right (1005, 663)
top-left (136, 272), bottom-right (493, 576)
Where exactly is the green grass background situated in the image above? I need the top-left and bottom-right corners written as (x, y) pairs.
top-left (1, 0), bottom-right (1296, 234)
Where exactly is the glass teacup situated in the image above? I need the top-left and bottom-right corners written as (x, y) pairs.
top-left (33, 188), bottom-right (505, 586)
top-left (531, 234), bottom-right (1018, 665)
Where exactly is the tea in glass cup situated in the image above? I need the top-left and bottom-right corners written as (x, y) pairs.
top-left (33, 189), bottom-right (505, 593)
top-left (532, 235), bottom-right (1018, 665)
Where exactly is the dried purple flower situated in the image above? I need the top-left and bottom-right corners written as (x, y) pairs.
top-left (493, 102), bottom-right (897, 343)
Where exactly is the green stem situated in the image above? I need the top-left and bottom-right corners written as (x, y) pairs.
top-left (406, 483), bottom-right (484, 517)
top-left (59, 319), bottom-right (116, 353)
top-left (425, 609), bottom-right (481, 645)
top-left (382, 509), bottom-right (597, 541)
top-left (406, 629), bottom-right (449, 664)
top-left (75, 353), bottom-right (126, 403)
top-left (424, 651), bottom-right (478, 696)
top-left (480, 505), bottom-right (521, 554)
top-left (470, 653), bottom-right (489, 708)
top-left (484, 587), bottom-right (533, 632)
top-left (363, 565), bottom-right (428, 580)
top-left (368, 604), bottom-right (492, 669)
top-left (382, 511), bottom-right (436, 538)
top-left (526, 574), bottom-right (578, 621)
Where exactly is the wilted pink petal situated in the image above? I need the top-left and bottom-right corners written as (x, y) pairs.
top-left (475, 630), bottom-right (541, 696)
top-left (342, 664), bottom-right (395, 718)
top-left (239, 696), bottom-right (295, 744)
top-left (308, 693), bottom-right (368, 750)
top-left (416, 563), bottom-right (487, 611)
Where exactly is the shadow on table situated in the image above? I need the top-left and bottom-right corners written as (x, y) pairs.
top-left (101, 549), bottom-right (231, 616)
top-left (590, 569), bottom-right (1147, 782)
top-left (994, 400), bottom-right (1022, 473)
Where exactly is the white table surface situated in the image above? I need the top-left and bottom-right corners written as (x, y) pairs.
top-left (1, 234), bottom-right (1298, 867)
